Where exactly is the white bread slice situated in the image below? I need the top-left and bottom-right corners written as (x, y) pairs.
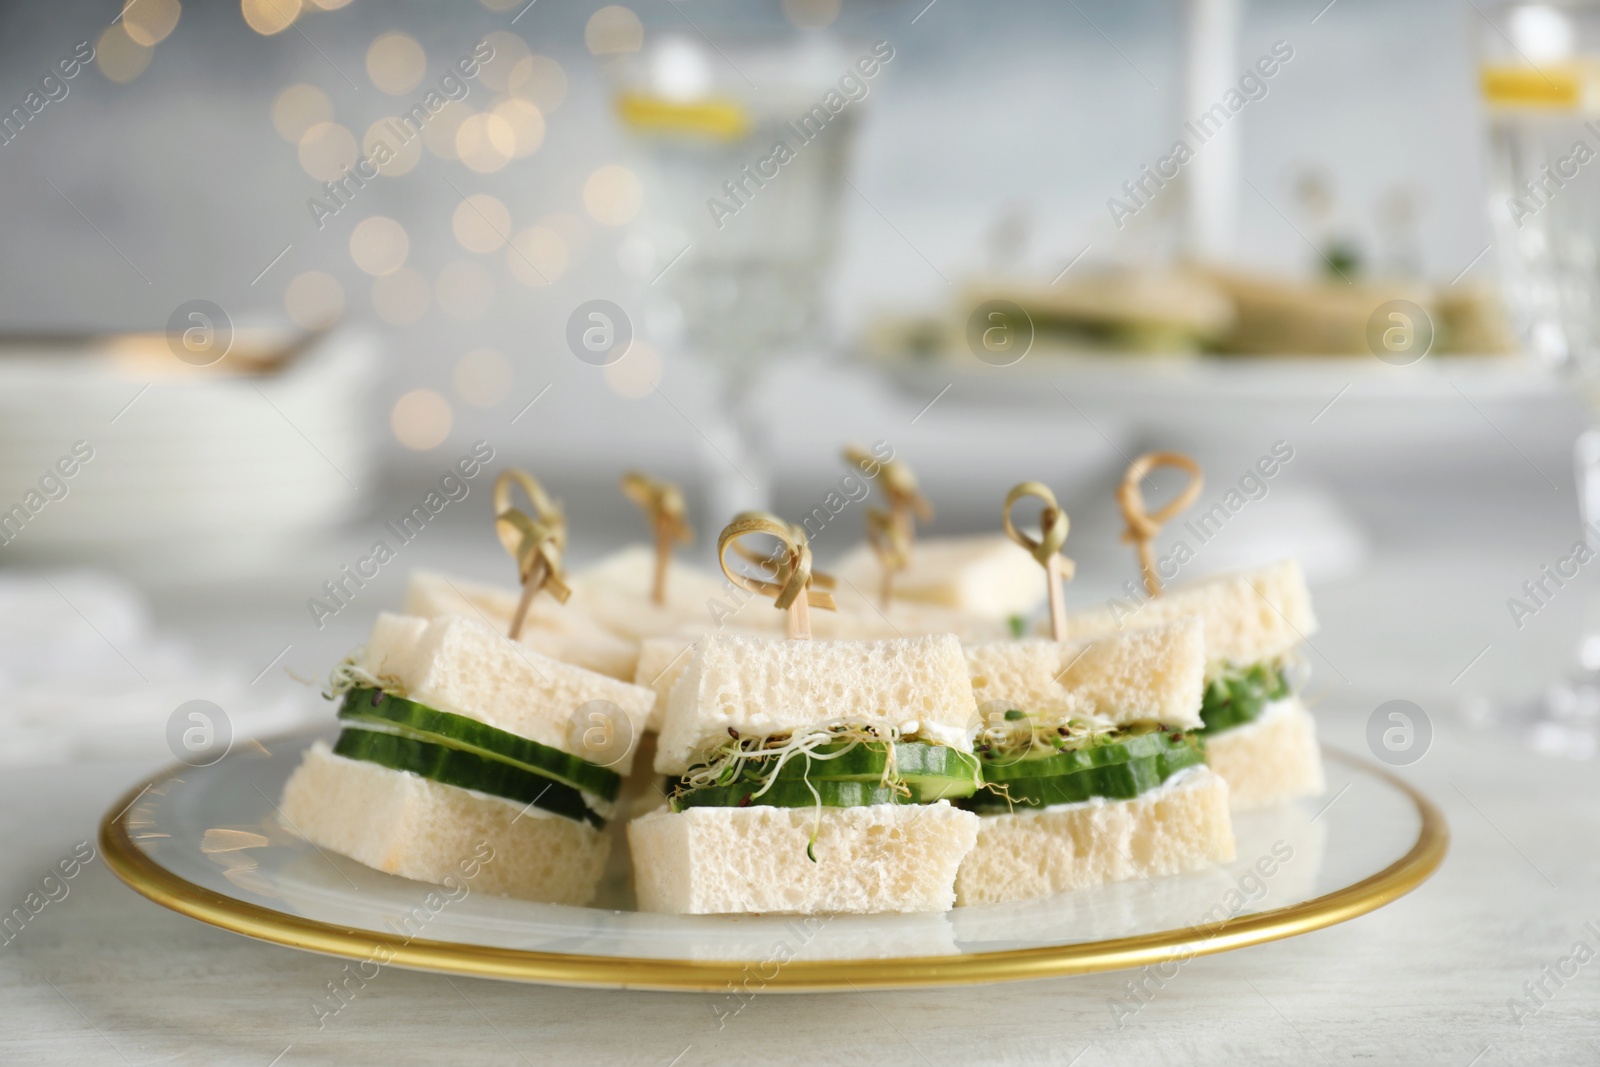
top-left (359, 612), bottom-right (655, 774)
top-left (1065, 559), bottom-right (1316, 672)
top-left (954, 767), bottom-right (1235, 906)
top-left (633, 595), bottom-right (1008, 735)
top-left (825, 579), bottom-right (1012, 643)
top-left (279, 742), bottom-right (608, 905)
top-left (654, 633), bottom-right (977, 775)
top-left (572, 549), bottom-right (997, 644)
top-left (964, 618), bottom-right (1206, 730)
top-left (634, 627), bottom-right (940, 738)
top-left (834, 534), bottom-right (1045, 620)
top-left (1203, 697), bottom-right (1324, 811)
top-left (567, 545), bottom-right (765, 643)
top-left (634, 635), bottom-right (695, 734)
top-left (634, 632), bottom-right (762, 734)
top-left (404, 568), bottom-right (638, 681)
top-left (628, 801), bottom-right (979, 914)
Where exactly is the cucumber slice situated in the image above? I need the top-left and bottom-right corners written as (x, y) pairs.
top-left (671, 777), bottom-right (920, 812)
top-left (1201, 663), bottom-right (1290, 734)
top-left (978, 726), bottom-right (1199, 783)
top-left (672, 741), bottom-right (981, 808)
top-left (333, 728), bottom-right (604, 828)
top-left (338, 688), bottom-right (622, 802)
top-left (766, 741), bottom-right (980, 790)
top-left (966, 745), bottom-right (1206, 811)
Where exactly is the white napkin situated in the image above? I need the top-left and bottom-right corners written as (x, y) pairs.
top-left (0, 570), bottom-right (313, 765)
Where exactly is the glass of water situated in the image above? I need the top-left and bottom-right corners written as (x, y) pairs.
top-left (1481, 1), bottom-right (1600, 754)
top-left (607, 31), bottom-right (870, 519)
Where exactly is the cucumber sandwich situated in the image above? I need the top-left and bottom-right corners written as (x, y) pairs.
top-left (628, 633), bottom-right (984, 914)
top-left (834, 533), bottom-right (1045, 622)
top-left (403, 568), bottom-right (637, 682)
top-left (278, 611), bottom-right (655, 904)
top-left (957, 618), bottom-right (1236, 906)
top-left (1064, 559), bottom-right (1323, 811)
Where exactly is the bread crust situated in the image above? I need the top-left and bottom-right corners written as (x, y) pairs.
top-left (954, 767), bottom-right (1235, 906)
top-left (1202, 697), bottom-right (1324, 811)
top-left (628, 801), bottom-right (979, 914)
top-left (279, 742), bottom-right (610, 905)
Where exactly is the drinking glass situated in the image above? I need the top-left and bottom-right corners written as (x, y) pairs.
top-left (1481, 0), bottom-right (1600, 754)
top-left (608, 32), bottom-right (865, 520)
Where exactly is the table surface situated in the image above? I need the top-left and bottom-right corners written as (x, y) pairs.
top-left (4, 515), bottom-right (1598, 1066)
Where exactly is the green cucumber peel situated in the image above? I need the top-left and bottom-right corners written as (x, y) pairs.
top-left (978, 724), bottom-right (1202, 782)
top-left (965, 745), bottom-right (1207, 811)
top-left (671, 734), bottom-right (981, 812)
top-left (765, 741), bottom-right (980, 788)
top-left (1200, 662), bottom-right (1291, 735)
top-left (338, 687), bottom-right (622, 802)
top-left (332, 727), bottom-right (605, 828)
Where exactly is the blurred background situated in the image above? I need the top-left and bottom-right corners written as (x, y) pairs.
top-left (0, 0), bottom-right (1594, 767)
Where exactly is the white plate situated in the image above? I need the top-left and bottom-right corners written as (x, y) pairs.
top-left (102, 730), bottom-right (1446, 991)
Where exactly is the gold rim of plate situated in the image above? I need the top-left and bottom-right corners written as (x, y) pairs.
top-left (100, 747), bottom-right (1447, 992)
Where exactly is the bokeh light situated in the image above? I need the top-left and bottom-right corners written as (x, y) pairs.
top-left (452, 194), bottom-right (511, 254)
top-left (297, 121), bottom-right (357, 182)
top-left (477, 31), bottom-right (532, 92)
top-left (507, 55), bottom-right (568, 113)
top-left (455, 347), bottom-right (513, 407)
top-left (421, 100), bottom-right (473, 160)
top-left (272, 83), bottom-right (334, 142)
top-left (541, 211), bottom-right (590, 258)
top-left (362, 117), bottom-right (424, 176)
top-left (492, 97), bottom-right (545, 157)
top-left (782, 0), bottom-right (841, 30)
top-left (436, 261), bottom-right (495, 321)
top-left (349, 216), bottom-right (410, 275)
top-left (284, 271), bottom-right (345, 329)
top-left (506, 226), bottom-right (567, 287)
top-left (586, 6), bottom-right (644, 55)
top-left (308, 0), bottom-right (354, 9)
top-left (96, 25), bottom-right (153, 84)
top-left (604, 341), bottom-right (662, 398)
top-left (372, 268), bottom-right (430, 325)
top-left (366, 32), bottom-right (426, 95)
top-left (123, 0), bottom-right (182, 46)
top-left (455, 112), bottom-right (516, 173)
top-left (391, 389), bottom-right (453, 451)
top-left (583, 165), bottom-right (643, 226)
top-left (241, 0), bottom-right (300, 35)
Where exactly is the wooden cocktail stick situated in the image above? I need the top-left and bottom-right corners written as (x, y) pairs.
top-left (620, 471), bottom-right (692, 606)
top-left (717, 511), bottom-right (836, 640)
top-left (1116, 451), bottom-right (1204, 598)
top-left (493, 469), bottom-right (570, 640)
top-left (1001, 481), bottom-right (1075, 641)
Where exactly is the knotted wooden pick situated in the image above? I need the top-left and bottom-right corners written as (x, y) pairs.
top-left (844, 445), bottom-right (933, 535)
top-left (1002, 481), bottom-right (1075, 641)
top-left (1117, 451), bottom-right (1204, 598)
top-left (493, 469), bottom-right (571, 641)
top-left (718, 511), bottom-right (837, 640)
top-left (864, 506), bottom-right (909, 609)
top-left (620, 471), bottom-right (693, 606)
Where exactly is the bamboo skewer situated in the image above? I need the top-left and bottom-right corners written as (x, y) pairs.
top-left (864, 506), bottom-right (909, 610)
top-left (1001, 481), bottom-right (1075, 641)
top-left (492, 469), bottom-right (570, 641)
top-left (1116, 451), bottom-right (1204, 598)
top-left (844, 445), bottom-right (932, 610)
top-left (620, 471), bottom-right (693, 606)
top-left (717, 512), bottom-right (836, 640)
